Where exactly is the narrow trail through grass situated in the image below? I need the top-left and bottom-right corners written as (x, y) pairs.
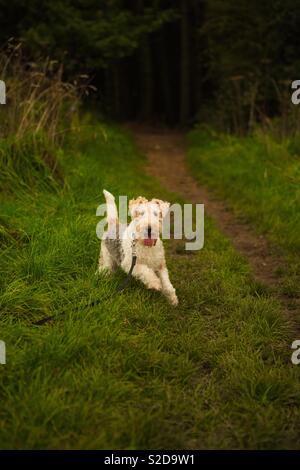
top-left (128, 125), bottom-right (300, 334)
top-left (1, 122), bottom-right (300, 449)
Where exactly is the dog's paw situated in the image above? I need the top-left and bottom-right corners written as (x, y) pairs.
top-left (165, 290), bottom-right (178, 306)
top-left (148, 278), bottom-right (162, 291)
top-left (96, 266), bottom-right (110, 276)
top-left (169, 294), bottom-right (179, 306)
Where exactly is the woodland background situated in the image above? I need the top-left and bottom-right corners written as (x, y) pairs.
top-left (1, 0), bottom-right (300, 130)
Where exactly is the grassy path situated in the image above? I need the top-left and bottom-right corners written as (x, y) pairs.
top-left (0, 123), bottom-right (300, 449)
top-left (129, 125), bottom-right (300, 333)
top-left (188, 130), bottom-right (300, 314)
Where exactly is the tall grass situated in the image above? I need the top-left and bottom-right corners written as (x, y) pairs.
top-left (0, 41), bottom-right (89, 191)
top-left (199, 77), bottom-right (300, 138)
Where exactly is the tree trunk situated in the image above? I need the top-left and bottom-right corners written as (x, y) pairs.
top-left (139, 36), bottom-right (153, 121)
top-left (158, 28), bottom-right (173, 124)
top-left (180, 0), bottom-right (190, 125)
top-left (113, 62), bottom-right (121, 119)
top-left (136, 0), bottom-right (153, 121)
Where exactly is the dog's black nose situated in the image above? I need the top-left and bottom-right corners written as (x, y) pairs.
top-left (147, 226), bottom-right (152, 237)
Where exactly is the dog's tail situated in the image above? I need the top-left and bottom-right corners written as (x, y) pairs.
top-left (103, 189), bottom-right (118, 231)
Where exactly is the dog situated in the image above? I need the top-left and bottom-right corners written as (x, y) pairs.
top-left (97, 189), bottom-right (178, 306)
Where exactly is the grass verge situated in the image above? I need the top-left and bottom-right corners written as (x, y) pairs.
top-left (187, 128), bottom-right (300, 295)
top-left (0, 123), bottom-right (300, 449)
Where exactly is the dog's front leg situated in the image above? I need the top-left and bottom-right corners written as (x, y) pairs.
top-left (97, 243), bottom-right (117, 274)
top-left (132, 264), bottom-right (162, 291)
top-left (157, 268), bottom-right (178, 306)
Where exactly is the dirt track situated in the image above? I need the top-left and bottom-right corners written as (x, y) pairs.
top-left (128, 125), bottom-right (299, 331)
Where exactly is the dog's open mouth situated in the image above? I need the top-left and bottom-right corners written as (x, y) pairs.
top-left (143, 238), bottom-right (157, 247)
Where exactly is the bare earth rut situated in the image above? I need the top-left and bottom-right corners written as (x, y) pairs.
top-left (128, 125), bottom-right (299, 332)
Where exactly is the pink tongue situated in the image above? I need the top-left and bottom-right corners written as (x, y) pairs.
top-left (143, 238), bottom-right (157, 247)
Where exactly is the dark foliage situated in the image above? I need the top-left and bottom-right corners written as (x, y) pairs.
top-left (1, 0), bottom-right (300, 127)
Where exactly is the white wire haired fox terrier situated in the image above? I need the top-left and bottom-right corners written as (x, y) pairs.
top-left (97, 189), bottom-right (178, 306)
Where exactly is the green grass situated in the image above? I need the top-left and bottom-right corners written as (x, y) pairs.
top-left (187, 128), bottom-right (300, 291)
top-left (1, 122), bottom-right (300, 449)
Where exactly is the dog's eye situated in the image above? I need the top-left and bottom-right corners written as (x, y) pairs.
top-left (139, 211), bottom-right (145, 216)
top-left (153, 210), bottom-right (158, 217)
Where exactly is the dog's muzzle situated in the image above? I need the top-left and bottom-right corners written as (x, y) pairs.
top-left (143, 226), bottom-right (158, 247)
top-left (143, 238), bottom-right (157, 247)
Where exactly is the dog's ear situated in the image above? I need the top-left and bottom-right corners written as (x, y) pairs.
top-left (152, 199), bottom-right (170, 218)
top-left (129, 196), bottom-right (148, 218)
top-left (159, 200), bottom-right (170, 218)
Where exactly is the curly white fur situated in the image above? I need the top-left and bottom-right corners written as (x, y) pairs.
top-left (97, 190), bottom-right (178, 306)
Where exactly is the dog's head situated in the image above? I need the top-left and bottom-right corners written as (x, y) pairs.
top-left (129, 196), bottom-right (170, 247)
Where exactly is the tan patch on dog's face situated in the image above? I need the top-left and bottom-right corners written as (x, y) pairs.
top-left (129, 196), bottom-right (149, 218)
top-left (151, 198), bottom-right (170, 219)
